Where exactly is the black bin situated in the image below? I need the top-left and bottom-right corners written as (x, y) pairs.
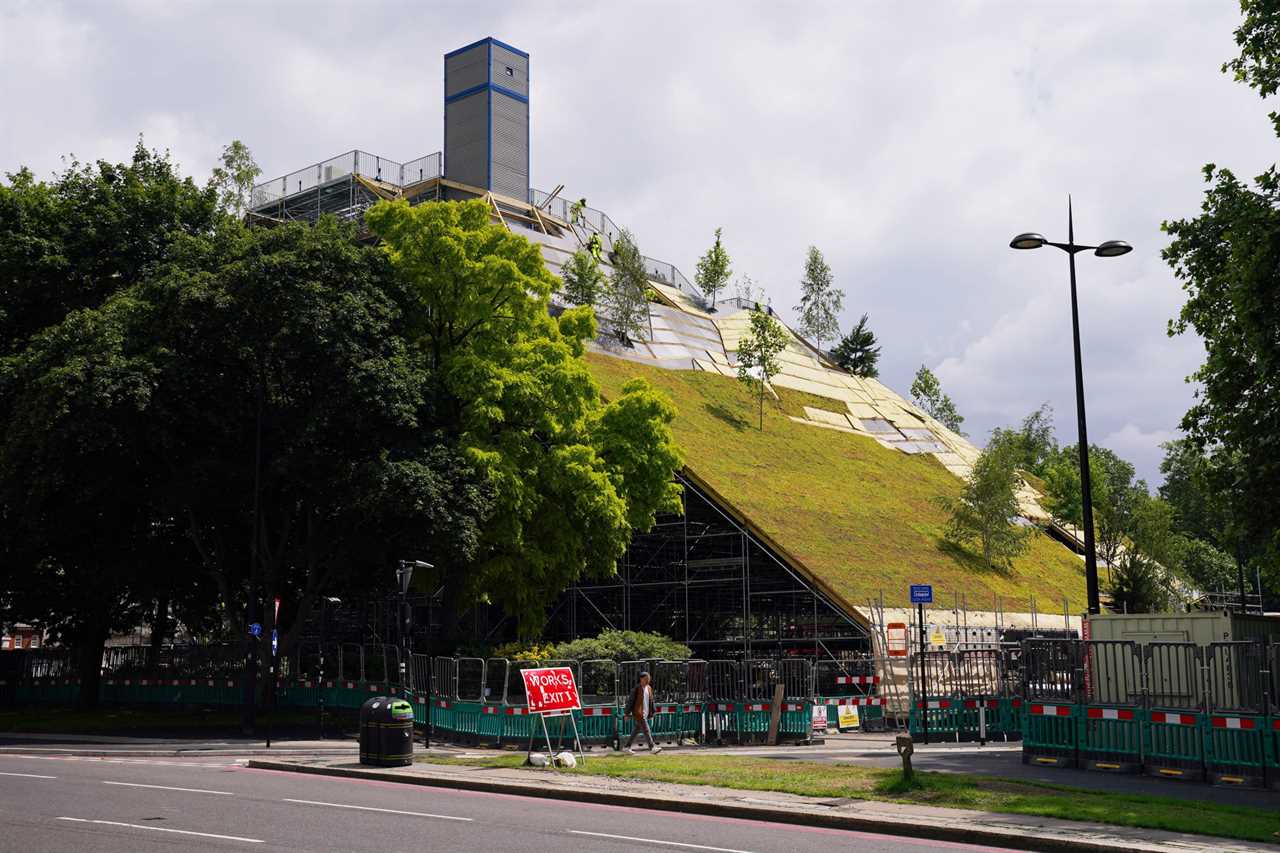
top-left (359, 696), bottom-right (415, 767)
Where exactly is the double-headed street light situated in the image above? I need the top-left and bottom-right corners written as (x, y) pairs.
top-left (1010, 198), bottom-right (1131, 616)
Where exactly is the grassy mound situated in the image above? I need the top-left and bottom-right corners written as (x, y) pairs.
top-left (586, 352), bottom-right (1085, 611)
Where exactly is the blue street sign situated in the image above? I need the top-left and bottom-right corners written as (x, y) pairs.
top-left (249, 622), bottom-right (262, 637)
top-left (909, 584), bottom-right (933, 604)
top-left (271, 628), bottom-right (278, 656)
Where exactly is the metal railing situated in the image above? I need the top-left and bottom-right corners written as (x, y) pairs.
top-left (251, 149), bottom-right (443, 209)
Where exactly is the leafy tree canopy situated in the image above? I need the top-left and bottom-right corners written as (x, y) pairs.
top-left (553, 629), bottom-right (692, 662)
top-left (736, 305), bottom-right (788, 430)
top-left (793, 246), bottom-right (844, 351)
top-left (560, 247), bottom-right (606, 307)
top-left (602, 227), bottom-right (650, 343)
top-left (937, 434), bottom-right (1031, 569)
top-left (1163, 2), bottom-right (1280, 593)
top-left (366, 200), bottom-right (682, 638)
top-left (693, 227), bottom-right (732, 307)
top-left (210, 140), bottom-right (261, 218)
top-left (830, 312), bottom-right (880, 378)
top-left (910, 365), bottom-right (965, 435)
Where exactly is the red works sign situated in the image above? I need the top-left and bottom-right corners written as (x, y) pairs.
top-left (520, 666), bottom-right (582, 715)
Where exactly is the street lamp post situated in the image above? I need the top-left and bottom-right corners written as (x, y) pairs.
top-left (398, 559), bottom-right (434, 746)
top-left (317, 596), bottom-right (340, 739)
top-left (1010, 198), bottom-right (1132, 616)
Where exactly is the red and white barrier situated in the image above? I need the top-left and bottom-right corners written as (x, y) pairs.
top-left (1210, 716), bottom-right (1256, 730)
top-left (1149, 711), bottom-right (1197, 726)
top-left (1085, 707), bottom-right (1135, 721)
top-left (1029, 704), bottom-right (1072, 717)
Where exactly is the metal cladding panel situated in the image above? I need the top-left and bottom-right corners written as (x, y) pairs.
top-left (445, 93), bottom-right (489, 188)
top-left (490, 92), bottom-right (528, 198)
top-left (445, 44), bottom-right (489, 97)
top-left (490, 44), bottom-right (529, 97)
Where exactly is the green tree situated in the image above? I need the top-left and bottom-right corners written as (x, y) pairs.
top-left (0, 143), bottom-right (220, 707)
top-left (694, 227), bottom-right (732, 308)
top-left (365, 200), bottom-right (682, 640)
top-left (553, 629), bottom-right (692, 662)
top-left (910, 365), bottom-right (965, 435)
top-left (993, 403), bottom-right (1058, 477)
top-left (736, 305), bottom-right (788, 431)
top-left (1042, 444), bottom-right (1140, 575)
top-left (1181, 538), bottom-right (1240, 594)
top-left (1158, 439), bottom-right (1229, 546)
top-left (560, 248), bottom-right (606, 307)
top-left (1163, 3), bottom-right (1280, 589)
top-left (937, 436), bottom-right (1032, 569)
top-left (1108, 555), bottom-right (1169, 614)
top-left (830, 313), bottom-right (881, 377)
top-left (603, 227), bottom-right (650, 344)
top-left (210, 139), bottom-right (261, 219)
top-left (793, 246), bottom-right (844, 351)
top-left (0, 141), bottom-right (220, 359)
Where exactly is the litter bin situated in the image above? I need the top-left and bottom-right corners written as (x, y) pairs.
top-left (359, 696), bottom-right (415, 767)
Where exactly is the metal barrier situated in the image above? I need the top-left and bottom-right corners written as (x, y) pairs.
top-left (1021, 639), bottom-right (1082, 767)
top-left (814, 657), bottom-right (882, 732)
top-left (1078, 641), bottom-right (1144, 773)
top-left (1203, 642), bottom-right (1270, 787)
top-left (1143, 642), bottom-right (1206, 781)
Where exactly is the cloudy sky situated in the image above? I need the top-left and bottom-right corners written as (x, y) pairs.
top-left (3, 1), bottom-right (1274, 485)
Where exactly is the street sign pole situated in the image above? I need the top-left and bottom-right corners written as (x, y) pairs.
top-left (909, 584), bottom-right (933, 746)
top-left (918, 600), bottom-right (928, 745)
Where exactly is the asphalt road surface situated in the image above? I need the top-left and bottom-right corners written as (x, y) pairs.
top-left (0, 752), bottom-right (1016, 853)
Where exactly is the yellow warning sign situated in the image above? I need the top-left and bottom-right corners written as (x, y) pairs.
top-left (929, 631), bottom-right (947, 647)
top-left (837, 705), bottom-right (860, 730)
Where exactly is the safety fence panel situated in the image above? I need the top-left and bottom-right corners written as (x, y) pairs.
top-left (1203, 642), bottom-right (1270, 787)
top-left (1078, 641), bottom-right (1144, 773)
top-left (814, 657), bottom-right (881, 732)
top-left (1143, 643), bottom-right (1205, 781)
top-left (1023, 701), bottom-right (1079, 768)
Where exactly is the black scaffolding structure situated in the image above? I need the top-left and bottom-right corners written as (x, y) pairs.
top-left (540, 472), bottom-right (868, 660)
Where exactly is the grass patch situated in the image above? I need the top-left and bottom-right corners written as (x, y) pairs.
top-left (586, 352), bottom-right (1085, 610)
top-left (422, 752), bottom-right (1280, 844)
top-left (0, 707), bottom-right (330, 735)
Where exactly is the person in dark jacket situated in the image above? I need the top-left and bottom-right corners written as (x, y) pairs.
top-left (623, 671), bottom-right (661, 753)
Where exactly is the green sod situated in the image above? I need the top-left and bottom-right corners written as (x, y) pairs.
top-left (585, 352), bottom-right (1086, 611)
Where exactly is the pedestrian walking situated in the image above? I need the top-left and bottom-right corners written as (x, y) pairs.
top-left (624, 671), bottom-right (661, 754)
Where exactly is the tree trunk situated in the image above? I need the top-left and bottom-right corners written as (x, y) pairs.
top-left (74, 625), bottom-right (107, 712)
top-left (147, 594), bottom-right (169, 670)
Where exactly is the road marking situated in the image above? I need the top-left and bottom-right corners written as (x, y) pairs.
top-left (283, 798), bottom-right (473, 821)
top-left (569, 830), bottom-right (755, 852)
top-left (55, 817), bottom-right (263, 844)
top-left (103, 780), bottom-right (234, 795)
top-left (0, 771), bottom-right (56, 779)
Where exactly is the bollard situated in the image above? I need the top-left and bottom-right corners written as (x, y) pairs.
top-left (895, 732), bottom-right (915, 781)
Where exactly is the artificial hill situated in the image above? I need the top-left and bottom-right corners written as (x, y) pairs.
top-left (585, 350), bottom-right (1087, 614)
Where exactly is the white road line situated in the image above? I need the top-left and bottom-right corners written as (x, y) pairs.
top-left (569, 830), bottom-right (755, 853)
top-left (283, 798), bottom-right (473, 821)
top-left (55, 817), bottom-right (263, 844)
top-left (0, 771), bottom-right (56, 779)
top-left (103, 780), bottom-right (234, 795)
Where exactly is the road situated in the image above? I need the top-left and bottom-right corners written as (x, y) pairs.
top-left (0, 752), bottom-right (1015, 853)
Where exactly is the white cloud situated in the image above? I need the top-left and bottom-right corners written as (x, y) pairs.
top-left (1, 1), bottom-right (1269, 487)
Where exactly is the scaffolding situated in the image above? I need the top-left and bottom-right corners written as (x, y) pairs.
top-left (542, 472), bottom-right (870, 660)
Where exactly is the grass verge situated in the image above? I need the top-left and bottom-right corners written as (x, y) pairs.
top-left (420, 752), bottom-right (1280, 844)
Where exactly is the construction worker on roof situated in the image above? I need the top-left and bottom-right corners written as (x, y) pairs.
top-left (587, 231), bottom-right (602, 261)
